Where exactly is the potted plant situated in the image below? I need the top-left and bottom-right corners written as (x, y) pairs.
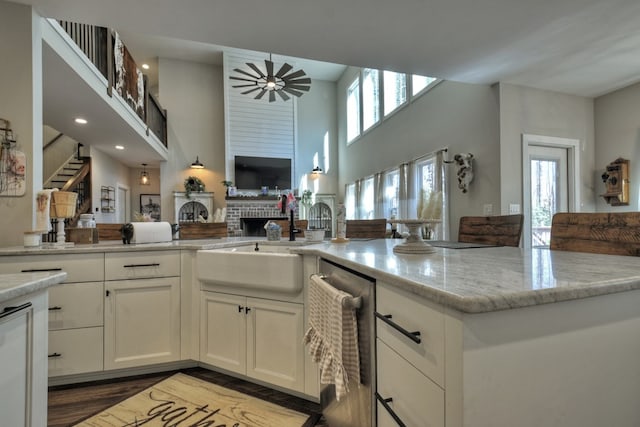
top-left (184, 176), bottom-right (205, 199)
top-left (221, 180), bottom-right (233, 196)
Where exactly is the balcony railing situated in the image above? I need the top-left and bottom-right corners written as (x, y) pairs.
top-left (57, 21), bottom-right (168, 148)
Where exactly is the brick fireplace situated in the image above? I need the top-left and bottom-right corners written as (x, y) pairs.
top-left (225, 197), bottom-right (300, 237)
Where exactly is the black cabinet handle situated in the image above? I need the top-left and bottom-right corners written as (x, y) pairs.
top-left (376, 392), bottom-right (407, 427)
top-left (238, 305), bottom-right (244, 313)
top-left (48, 306), bottom-right (62, 311)
top-left (106, 290), bottom-right (110, 297)
top-left (123, 263), bottom-right (160, 268)
top-left (21, 268), bottom-right (62, 273)
top-left (0, 302), bottom-right (32, 320)
top-left (375, 312), bottom-right (421, 344)
top-left (245, 307), bottom-right (251, 314)
top-left (48, 353), bottom-right (62, 358)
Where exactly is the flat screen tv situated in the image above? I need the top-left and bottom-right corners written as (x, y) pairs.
top-left (234, 156), bottom-right (292, 190)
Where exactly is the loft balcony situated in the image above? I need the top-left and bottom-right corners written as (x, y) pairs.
top-left (41, 18), bottom-right (168, 167)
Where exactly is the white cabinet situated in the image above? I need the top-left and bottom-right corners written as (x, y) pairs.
top-left (104, 251), bottom-right (181, 370)
top-left (200, 291), bottom-right (304, 392)
top-left (104, 277), bottom-right (181, 370)
top-left (0, 253), bottom-right (106, 378)
top-left (48, 281), bottom-right (104, 376)
top-left (376, 281), bottom-right (445, 427)
top-left (0, 290), bottom-right (48, 426)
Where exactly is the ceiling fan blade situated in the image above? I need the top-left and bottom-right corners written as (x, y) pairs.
top-left (265, 60), bottom-right (274, 77)
top-left (232, 83), bottom-right (258, 88)
top-left (230, 76), bottom-right (258, 83)
top-left (268, 90), bottom-right (276, 102)
top-left (254, 89), bottom-right (268, 100)
top-left (246, 63), bottom-right (265, 78)
top-left (275, 63), bottom-right (293, 78)
top-left (282, 86), bottom-right (304, 97)
top-left (286, 84), bottom-right (311, 92)
top-left (283, 69), bottom-right (307, 80)
top-left (275, 89), bottom-right (290, 101)
top-left (233, 68), bottom-right (261, 79)
top-left (284, 77), bottom-right (311, 85)
top-left (241, 87), bottom-right (263, 95)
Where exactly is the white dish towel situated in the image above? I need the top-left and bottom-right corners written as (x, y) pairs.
top-left (304, 274), bottom-right (360, 401)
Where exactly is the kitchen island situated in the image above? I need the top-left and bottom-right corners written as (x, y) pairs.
top-left (292, 239), bottom-right (640, 427)
top-left (0, 271), bottom-right (67, 426)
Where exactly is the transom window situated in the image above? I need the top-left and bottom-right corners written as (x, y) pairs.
top-left (346, 78), bottom-right (360, 142)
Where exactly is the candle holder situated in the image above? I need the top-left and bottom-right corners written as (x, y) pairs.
top-left (388, 219), bottom-right (441, 254)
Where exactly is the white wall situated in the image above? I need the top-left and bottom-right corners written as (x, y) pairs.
top-left (297, 79), bottom-right (339, 195)
top-left (337, 67), bottom-right (501, 238)
top-left (499, 83), bottom-right (596, 214)
top-left (159, 58), bottom-right (225, 223)
top-left (0, 2), bottom-right (42, 247)
top-left (594, 82), bottom-right (640, 211)
top-left (89, 147), bottom-right (131, 223)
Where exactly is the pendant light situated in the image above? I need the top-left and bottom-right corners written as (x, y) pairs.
top-left (139, 163), bottom-right (150, 185)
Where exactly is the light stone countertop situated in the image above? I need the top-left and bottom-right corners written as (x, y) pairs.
top-left (0, 271), bottom-right (67, 303)
top-left (292, 239), bottom-right (640, 313)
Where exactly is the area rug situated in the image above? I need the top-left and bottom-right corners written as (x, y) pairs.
top-left (74, 372), bottom-right (312, 427)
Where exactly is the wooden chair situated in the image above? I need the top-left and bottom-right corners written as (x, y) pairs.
top-left (550, 212), bottom-right (640, 256)
top-left (458, 214), bottom-right (523, 247)
top-left (345, 219), bottom-right (387, 238)
top-left (273, 219), bottom-right (308, 238)
top-left (179, 222), bottom-right (228, 239)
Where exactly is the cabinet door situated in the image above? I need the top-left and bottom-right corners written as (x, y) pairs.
top-left (48, 281), bottom-right (103, 330)
top-left (200, 292), bottom-right (246, 374)
top-left (377, 339), bottom-right (444, 427)
top-left (48, 327), bottom-right (103, 376)
top-left (104, 277), bottom-right (180, 370)
top-left (246, 297), bottom-right (304, 392)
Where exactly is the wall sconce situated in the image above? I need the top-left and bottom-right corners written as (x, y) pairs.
top-left (139, 163), bottom-right (150, 185)
top-left (310, 166), bottom-right (323, 178)
top-left (190, 156), bottom-right (204, 169)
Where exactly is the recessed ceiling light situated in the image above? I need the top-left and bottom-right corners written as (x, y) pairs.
top-left (142, 63), bottom-right (150, 70)
top-left (115, 145), bottom-right (125, 150)
top-left (74, 117), bottom-right (88, 124)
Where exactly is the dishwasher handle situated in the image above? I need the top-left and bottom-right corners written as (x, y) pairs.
top-left (0, 302), bottom-right (32, 320)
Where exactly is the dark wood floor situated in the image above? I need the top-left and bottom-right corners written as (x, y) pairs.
top-left (48, 367), bottom-right (325, 426)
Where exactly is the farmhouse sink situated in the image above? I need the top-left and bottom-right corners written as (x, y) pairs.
top-left (197, 244), bottom-right (303, 293)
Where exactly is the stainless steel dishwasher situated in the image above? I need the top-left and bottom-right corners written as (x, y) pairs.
top-left (318, 258), bottom-right (376, 427)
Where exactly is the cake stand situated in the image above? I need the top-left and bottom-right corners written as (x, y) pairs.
top-left (389, 219), bottom-right (441, 254)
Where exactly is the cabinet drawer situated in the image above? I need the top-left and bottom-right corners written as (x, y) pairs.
top-left (48, 327), bottom-right (103, 377)
top-left (376, 281), bottom-right (445, 387)
top-left (48, 282), bottom-right (103, 330)
top-left (0, 253), bottom-right (104, 283)
top-left (105, 251), bottom-right (180, 280)
top-left (376, 339), bottom-right (444, 427)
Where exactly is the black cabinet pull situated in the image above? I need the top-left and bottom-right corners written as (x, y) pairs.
top-left (245, 307), bottom-right (251, 314)
top-left (106, 290), bottom-right (110, 297)
top-left (48, 353), bottom-right (62, 358)
top-left (376, 392), bottom-right (407, 427)
top-left (238, 305), bottom-right (244, 313)
top-left (21, 268), bottom-right (62, 273)
top-left (123, 263), bottom-right (160, 268)
top-left (0, 302), bottom-right (32, 320)
top-left (48, 306), bottom-right (62, 311)
top-left (375, 312), bottom-right (421, 344)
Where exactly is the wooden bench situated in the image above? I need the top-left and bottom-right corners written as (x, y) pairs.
top-left (179, 222), bottom-right (228, 239)
top-left (458, 214), bottom-right (523, 247)
top-left (345, 219), bottom-right (387, 238)
top-left (550, 212), bottom-right (640, 256)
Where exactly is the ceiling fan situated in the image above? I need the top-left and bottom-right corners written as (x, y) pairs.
top-left (230, 58), bottom-right (311, 102)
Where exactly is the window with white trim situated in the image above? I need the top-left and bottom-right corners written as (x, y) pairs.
top-left (346, 78), bottom-right (360, 143)
top-left (345, 183), bottom-right (356, 219)
top-left (383, 71), bottom-right (407, 116)
top-left (362, 68), bottom-right (380, 131)
top-left (412, 74), bottom-right (437, 96)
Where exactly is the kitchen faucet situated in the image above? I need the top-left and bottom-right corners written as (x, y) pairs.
top-left (281, 194), bottom-right (300, 241)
